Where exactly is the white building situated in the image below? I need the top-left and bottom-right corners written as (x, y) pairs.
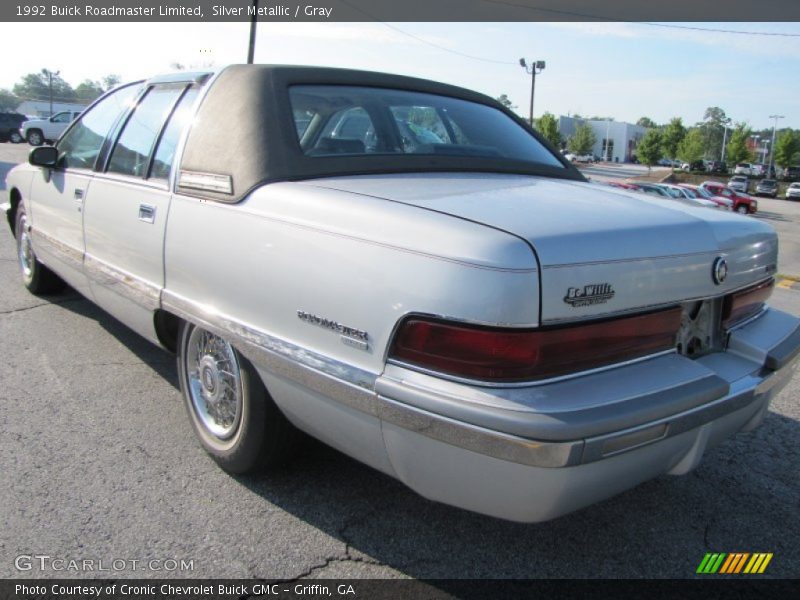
top-left (16, 99), bottom-right (88, 118)
top-left (558, 116), bottom-right (648, 163)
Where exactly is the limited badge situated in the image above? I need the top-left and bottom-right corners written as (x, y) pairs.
top-left (563, 283), bottom-right (615, 307)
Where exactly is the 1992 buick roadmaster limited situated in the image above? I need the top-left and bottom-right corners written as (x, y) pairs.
top-left (4, 65), bottom-right (800, 522)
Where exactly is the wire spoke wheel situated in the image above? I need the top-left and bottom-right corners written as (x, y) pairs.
top-left (185, 327), bottom-right (243, 440)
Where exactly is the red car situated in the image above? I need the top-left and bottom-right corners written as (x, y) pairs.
top-left (677, 184), bottom-right (734, 211)
top-left (699, 181), bottom-right (758, 214)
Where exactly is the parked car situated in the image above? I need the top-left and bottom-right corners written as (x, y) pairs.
top-left (681, 160), bottom-right (706, 172)
top-left (705, 160), bottom-right (727, 174)
top-left (755, 179), bottom-right (778, 198)
top-left (0, 112), bottom-right (27, 143)
top-left (653, 184), bottom-right (723, 210)
top-left (631, 183), bottom-right (671, 197)
top-left (19, 110), bottom-right (82, 145)
top-left (785, 182), bottom-right (800, 200)
top-left (781, 166), bottom-right (800, 182)
top-left (728, 175), bottom-right (749, 193)
top-left (734, 163), bottom-right (754, 176)
top-left (4, 66), bottom-right (798, 523)
top-left (565, 152), bottom-right (593, 163)
top-left (700, 181), bottom-right (758, 214)
top-left (677, 184), bottom-right (733, 211)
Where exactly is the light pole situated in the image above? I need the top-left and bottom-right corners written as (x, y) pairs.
top-left (42, 68), bottom-right (60, 117)
top-left (768, 114), bottom-right (784, 176)
top-left (519, 58), bottom-right (545, 126)
top-left (720, 118), bottom-right (731, 163)
top-left (247, 0), bottom-right (259, 63)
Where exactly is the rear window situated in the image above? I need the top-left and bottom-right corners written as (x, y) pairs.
top-left (288, 85), bottom-right (563, 168)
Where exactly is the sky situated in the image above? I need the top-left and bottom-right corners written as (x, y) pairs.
top-left (0, 20), bottom-right (798, 129)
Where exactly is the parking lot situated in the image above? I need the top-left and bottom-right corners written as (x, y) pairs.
top-left (1, 142), bottom-right (799, 581)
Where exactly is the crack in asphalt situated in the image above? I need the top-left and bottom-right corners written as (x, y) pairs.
top-left (0, 296), bottom-right (84, 316)
top-left (239, 507), bottom-right (385, 598)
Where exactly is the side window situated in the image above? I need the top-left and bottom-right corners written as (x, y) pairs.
top-left (51, 112), bottom-right (71, 123)
top-left (107, 86), bottom-right (184, 178)
top-left (58, 83), bottom-right (142, 170)
top-left (149, 87), bottom-right (199, 181)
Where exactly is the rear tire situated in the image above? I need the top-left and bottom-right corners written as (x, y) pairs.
top-left (14, 202), bottom-right (66, 295)
top-left (177, 321), bottom-right (299, 474)
top-left (9, 131), bottom-right (22, 143)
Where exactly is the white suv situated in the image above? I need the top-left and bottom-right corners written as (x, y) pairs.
top-left (734, 163), bottom-right (754, 176)
top-left (728, 175), bottom-right (749, 193)
top-left (20, 111), bottom-right (82, 146)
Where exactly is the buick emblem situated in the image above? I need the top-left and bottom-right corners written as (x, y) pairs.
top-left (712, 257), bottom-right (728, 285)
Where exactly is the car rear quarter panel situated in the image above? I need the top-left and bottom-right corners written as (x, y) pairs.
top-left (163, 182), bottom-right (540, 379)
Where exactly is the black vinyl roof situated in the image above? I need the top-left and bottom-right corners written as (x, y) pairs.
top-left (177, 64), bottom-right (584, 203)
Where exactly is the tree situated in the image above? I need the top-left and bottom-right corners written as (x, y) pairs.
top-left (535, 112), bottom-right (562, 148)
top-left (774, 130), bottom-right (800, 169)
top-left (635, 129), bottom-right (663, 169)
top-left (495, 94), bottom-right (516, 110)
top-left (677, 128), bottom-right (705, 164)
top-left (637, 116), bottom-right (657, 128)
top-left (0, 89), bottom-right (20, 112)
top-left (12, 70), bottom-right (75, 102)
top-left (74, 80), bottom-right (105, 103)
top-left (699, 106), bottom-right (729, 160)
top-left (661, 117), bottom-right (686, 165)
top-left (567, 123), bottom-right (597, 155)
top-left (102, 74), bottom-right (121, 90)
top-left (726, 123), bottom-right (754, 166)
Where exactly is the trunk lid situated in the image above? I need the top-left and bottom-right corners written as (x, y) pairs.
top-left (302, 173), bottom-right (778, 323)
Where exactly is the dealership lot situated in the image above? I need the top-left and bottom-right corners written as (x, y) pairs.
top-left (1, 142), bottom-right (799, 579)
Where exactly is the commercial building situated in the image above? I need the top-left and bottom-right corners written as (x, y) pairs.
top-left (16, 99), bottom-right (88, 118)
top-left (558, 116), bottom-right (648, 163)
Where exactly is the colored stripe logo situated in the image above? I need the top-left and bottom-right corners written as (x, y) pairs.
top-left (697, 553), bottom-right (773, 574)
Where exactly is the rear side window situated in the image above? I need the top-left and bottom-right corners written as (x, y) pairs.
top-left (107, 86), bottom-right (184, 178)
top-left (58, 83), bottom-right (142, 170)
top-left (149, 87), bottom-right (199, 181)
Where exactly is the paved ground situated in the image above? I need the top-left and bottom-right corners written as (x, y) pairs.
top-left (1, 142), bottom-right (799, 581)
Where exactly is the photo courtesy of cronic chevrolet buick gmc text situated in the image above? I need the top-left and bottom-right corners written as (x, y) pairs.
top-left (4, 65), bottom-right (800, 522)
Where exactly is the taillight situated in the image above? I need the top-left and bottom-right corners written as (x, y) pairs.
top-left (722, 278), bottom-right (774, 329)
top-left (389, 308), bottom-right (682, 383)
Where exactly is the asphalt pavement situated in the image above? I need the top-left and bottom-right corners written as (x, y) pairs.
top-left (1, 143), bottom-right (799, 581)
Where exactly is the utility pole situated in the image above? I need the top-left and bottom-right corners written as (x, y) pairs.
top-left (768, 114), bottom-right (784, 176)
top-left (720, 118), bottom-right (731, 163)
top-left (247, 0), bottom-right (259, 64)
top-left (42, 68), bottom-right (59, 117)
top-left (519, 58), bottom-right (545, 127)
top-left (605, 118), bottom-right (611, 161)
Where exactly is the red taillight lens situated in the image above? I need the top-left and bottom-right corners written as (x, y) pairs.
top-left (389, 308), bottom-right (682, 382)
top-left (722, 278), bottom-right (774, 329)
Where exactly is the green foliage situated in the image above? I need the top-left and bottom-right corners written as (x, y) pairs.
top-left (495, 94), bottom-right (516, 110)
top-left (0, 89), bottom-right (20, 112)
top-left (102, 74), bottom-right (121, 90)
top-left (535, 112), bottom-right (562, 148)
top-left (13, 70), bottom-right (75, 102)
top-left (699, 106), bottom-right (729, 160)
top-left (567, 123), bottom-right (596, 155)
top-left (677, 128), bottom-right (705, 164)
top-left (661, 117), bottom-right (686, 162)
top-left (774, 130), bottom-right (800, 168)
top-left (74, 80), bottom-right (105, 103)
top-left (636, 129), bottom-right (663, 167)
top-left (726, 123), bottom-right (754, 165)
top-left (637, 116), bottom-right (657, 128)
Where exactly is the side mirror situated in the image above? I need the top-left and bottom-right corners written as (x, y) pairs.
top-left (29, 146), bottom-right (59, 168)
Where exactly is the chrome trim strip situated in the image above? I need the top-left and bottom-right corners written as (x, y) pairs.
top-left (161, 290), bottom-right (378, 415)
top-left (377, 395), bottom-right (584, 468)
top-left (84, 254), bottom-right (161, 311)
top-left (387, 349), bottom-right (678, 389)
top-left (30, 228), bottom-right (83, 270)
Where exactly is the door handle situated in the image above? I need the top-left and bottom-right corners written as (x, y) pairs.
top-left (73, 189), bottom-right (84, 201)
top-left (138, 204), bottom-right (156, 224)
